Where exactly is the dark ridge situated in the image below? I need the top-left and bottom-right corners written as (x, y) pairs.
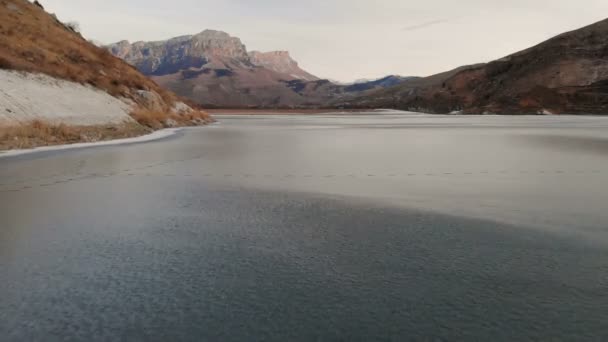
top-left (141, 57), bottom-right (208, 76)
top-left (181, 69), bottom-right (212, 79)
top-left (214, 69), bottom-right (234, 77)
top-left (282, 80), bottom-right (307, 93)
top-left (344, 76), bottom-right (408, 93)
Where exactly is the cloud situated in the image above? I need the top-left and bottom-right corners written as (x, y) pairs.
top-left (402, 19), bottom-right (451, 32)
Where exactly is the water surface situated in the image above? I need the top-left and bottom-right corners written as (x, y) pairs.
top-left (1, 113), bottom-right (608, 340)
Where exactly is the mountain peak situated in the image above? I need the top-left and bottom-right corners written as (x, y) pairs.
top-left (108, 29), bottom-right (251, 75)
top-left (251, 50), bottom-right (291, 56)
top-left (249, 51), bottom-right (318, 81)
top-left (193, 29), bottom-right (233, 39)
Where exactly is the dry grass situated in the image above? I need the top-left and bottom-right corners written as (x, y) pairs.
top-left (130, 109), bottom-right (169, 130)
top-left (0, 0), bottom-right (177, 107)
top-left (130, 109), bottom-right (214, 129)
top-left (0, 119), bottom-right (150, 150)
top-left (0, 112), bottom-right (213, 150)
top-left (0, 111), bottom-right (214, 150)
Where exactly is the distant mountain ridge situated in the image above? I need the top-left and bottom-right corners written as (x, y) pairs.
top-left (108, 31), bottom-right (322, 107)
top-left (248, 50), bottom-right (318, 81)
top-left (343, 18), bottom-right (608, 114)
top-left (343, 75), bottom-right (417, 92)
top-left (108, 31), bottom-right (410, 108)
top-left (109, 30), bottom-right (252, 76)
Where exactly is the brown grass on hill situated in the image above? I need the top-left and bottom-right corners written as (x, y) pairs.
top-left (0, 0), bottom-right (215, 150)
top-left (0, 119), bottom-right (150, 150)
top-left (130, 109), bottom-right (214, 130)
top-left (0, 109), bottom-right (213, 150)
top-left (0, 0), bottom-right (176, 107)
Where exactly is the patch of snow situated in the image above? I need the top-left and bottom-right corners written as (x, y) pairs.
top-left (0, 70), bottom-right (134, 126)
top-left (540, 109), bottom-right (554, 115)
top-left (0, 128), bottom-right (182, 158)
top-left (291, 74), bottom-right (313, 81)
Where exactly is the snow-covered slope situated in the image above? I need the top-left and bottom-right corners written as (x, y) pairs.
top-left (0, 70), bottom-right (133, 125)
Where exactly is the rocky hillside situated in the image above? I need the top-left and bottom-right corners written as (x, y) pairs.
top-left (109, 31), bottom-right (325, 108)
top-left (339, 65), bottom-right (481, 110)
top-left (0, 0), bottom-right (211, 143)
top-left (109, 31), bottom-right (409, 108)
top-left (345, 18), bottom-right (608, 114)
top-left (249, 51), bottom-right (318, 81)
top-left (109, 30), bottom-right (251, 76)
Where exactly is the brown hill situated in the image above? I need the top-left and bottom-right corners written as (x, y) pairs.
top-left (0, 0), bottom-right (210, 129)
top-left (344, 18), bottom-right (608, 114)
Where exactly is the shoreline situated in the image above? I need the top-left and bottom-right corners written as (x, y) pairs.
top-left (0, 127), bottom-right (185, 159)
top-left (0, 113), bottom-right (215, 156)
top-left (208, 109), bottom-right (608, 116)
top-left (207, 108), bottom-right (381, 115)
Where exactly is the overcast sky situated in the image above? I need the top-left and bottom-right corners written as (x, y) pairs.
top-left (41, 0), bottom-right (608, 82)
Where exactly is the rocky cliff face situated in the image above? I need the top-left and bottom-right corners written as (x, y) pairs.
top-left (109, 31), bottom-right (329, 107)
top-left (345, 18), bottom-right (608, 114)
top-left (109, 30), bottom-right (410, 108)
top-left (109, 30), bottom-right (251, 76)
top-left (249, 51), bottom-right (318, 81)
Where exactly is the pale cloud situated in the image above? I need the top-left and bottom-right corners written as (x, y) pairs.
top-left (39, 0), bottom-right (608, 82)
top-left (402, 19), bottom-right (451, 32)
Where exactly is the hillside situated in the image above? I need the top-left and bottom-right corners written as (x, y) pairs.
top-left (338, 65), bottom-right (482, 111)
top-left (248, 51), bottom-right (319, 81)
top-left (0, 0), bottom-right (211, 149)
top-left (344, 18), bottom-right (608, 114)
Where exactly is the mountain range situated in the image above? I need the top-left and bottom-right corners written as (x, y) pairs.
top-left (108, 31), bottom-right (410, 108)
top-left (110, 18), bottom-right (608, 114)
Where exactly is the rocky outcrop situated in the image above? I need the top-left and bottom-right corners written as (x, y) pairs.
top-left (132, 90), bottom-right (165, 112)
top-left (249, 51), bottom-right (318, 81)
top-left (109, 30), bottom-right (251, 76)
top-left (107, 40), bottom-right (131, 59)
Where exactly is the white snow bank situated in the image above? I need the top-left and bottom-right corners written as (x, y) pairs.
top-left (0, 70), bottom-right (133, 125)
top-left (0, 128), bottom-right (181, 158)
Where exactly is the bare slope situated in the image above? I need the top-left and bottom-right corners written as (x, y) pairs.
top-left (346, 18), bottom-right (608, 114)
top-left (0, 0), bottom-right (174, 109)
top-left (0, 70), bottom-right (131, 125)
top-left (0, 0), bottom-right (211, 148)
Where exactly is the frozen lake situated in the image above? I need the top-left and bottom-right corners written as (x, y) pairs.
top-left (2, 113), bottom-right (608, 340)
